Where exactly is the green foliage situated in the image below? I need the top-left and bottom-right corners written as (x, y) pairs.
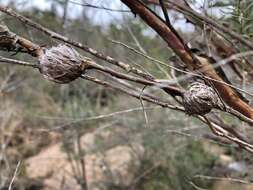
top-left (225, 0), bottom-right (253, 38)
top-left (138, 141), bottom-right (216, 190)
top-left (172, 142), bottom-right (216, 189)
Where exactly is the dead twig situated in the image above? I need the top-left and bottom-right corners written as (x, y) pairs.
top-left (8, 161), bottom-right (21, 190)
top-left (0, 6), bottom-right (154, 81)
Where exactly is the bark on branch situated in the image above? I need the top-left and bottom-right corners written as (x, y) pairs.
top-left (0, 23), bottom-right (183, 95)
top-left (144, 0), bottom-right (253, 78)
top-left (0, 25), bottom-right (43, 56)
top-left (121, 0), bottom-right (253, 119)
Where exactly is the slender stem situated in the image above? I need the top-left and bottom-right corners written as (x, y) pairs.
top-left (80, 74), bottom-right (184, 111)
top-left (0, 6), bottom-right (154, 81)
top-left (0, 56), bottom-right (39, 68)
top-left (89, 61), bottom-right (183, 96)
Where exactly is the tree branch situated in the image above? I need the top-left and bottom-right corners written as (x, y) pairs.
top-left (0, 6), bottom-right (153, 81)
top-left (120, 0), bottom-right (253, 119)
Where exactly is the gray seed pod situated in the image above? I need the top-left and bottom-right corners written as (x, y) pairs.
top-left (39, 44), bottom-right (89, 83)
top-left (182, 82), bottom-right (222, 115)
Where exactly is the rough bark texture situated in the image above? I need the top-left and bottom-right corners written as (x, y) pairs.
top-left (0, 24), bottom-right (43, 56)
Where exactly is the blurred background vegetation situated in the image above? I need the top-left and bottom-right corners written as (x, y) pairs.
top-left (0, 0), bottom-right (253, 190)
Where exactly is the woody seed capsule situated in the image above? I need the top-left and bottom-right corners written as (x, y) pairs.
top-left (183, 82), bottom-right (222, 115)
top-left (39, 44), bottom-right (89, 83)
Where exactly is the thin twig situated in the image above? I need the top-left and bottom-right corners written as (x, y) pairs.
top-left (35, 106), bottom-right (160, 122)
top-left (147, 0), bottom-right (253, 50)
top-left (139, 86), bottom-right (149, 127)
top-left (89, 61), bottom-right (183, 96)
top-left (189, 181), bottom-right (208, 190)
top-left (0, 54), bottom-right (253, 125)
top-left (8, 161), bottom-right (21, 190)
top-left (82, 74), bottom-right (253, 152)
top-left (126, 24), bottom-right (147, 54)
top-left (0, 56), bottom-right (39, 68)
top-left (194, 175), bottom-right (253, 184)
top-left (109, 39), bottom-right (171, 78)
top-left (81, 74), bottom-right (184, 111)
top-left (159, 0), bottom-right (171, 26)
top-left (69, 0), bottom-right (131, 13)
top-left (0, 6), bottom-right (154, 81)
top-left (1, 6), bottom-right (252, 100)
top-left (110, 38), bottom-right (253, 98)
top-left (203, 116), bottom-right (253, 153)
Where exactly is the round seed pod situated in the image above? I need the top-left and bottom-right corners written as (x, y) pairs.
top-left (38, 44), bottom-right (89, 83)
top-left (182, 82), bottom-right (222, 115)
